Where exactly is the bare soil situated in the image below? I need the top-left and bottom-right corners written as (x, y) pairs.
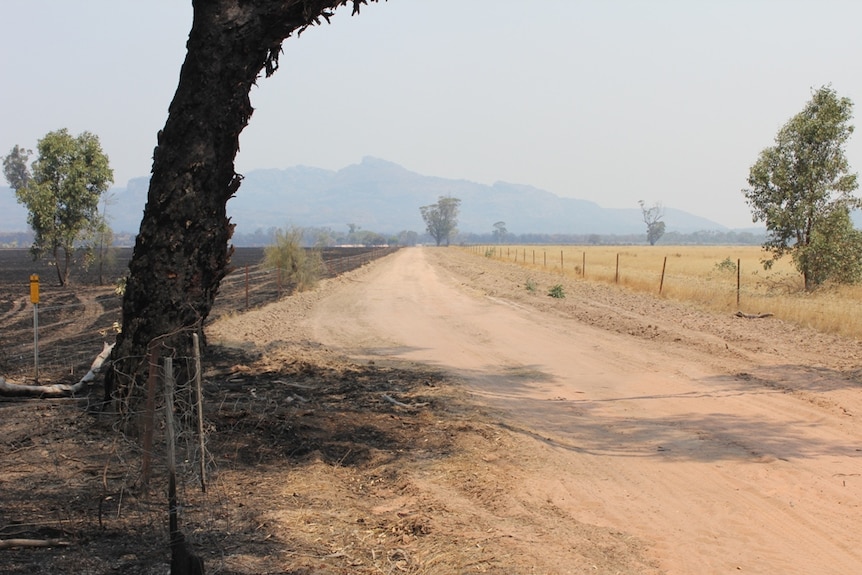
top-left (3, 246), bottom-right (862, 574)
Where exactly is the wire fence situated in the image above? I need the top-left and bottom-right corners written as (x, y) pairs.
top-left (1, 246), bottom-right (398, 380)
top-left (468, 244), bottom-right (785, 307)
top-left (92, 339), bottom-right (230, 563)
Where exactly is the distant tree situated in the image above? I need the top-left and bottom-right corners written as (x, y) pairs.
top-left (638, 200), bottom-right (666, 246)
top-left (492, 221), bottom-right (507, 243)
top-left (309, 227), bottom-right (336, 248)
top-left (420, 196), bottom-right (461, 246)
top-left (743, 86), bottom-right (860, 290)
top-left (2, 145), bottom-right (32, 190)
top-left (355, 229), bottom-right (387, 246)
top-left (397, 230), bottom-right (420, 246)
top-left (3, 130), bottom-right (113, 285)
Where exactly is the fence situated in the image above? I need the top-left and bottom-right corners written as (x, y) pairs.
top-left (467, 244), bottom-right (810, 317)
top-left (1, 246), bottom-right (397, 380)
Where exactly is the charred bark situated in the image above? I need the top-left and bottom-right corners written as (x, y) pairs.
top-left (106, 0), bottom-right (379, 412)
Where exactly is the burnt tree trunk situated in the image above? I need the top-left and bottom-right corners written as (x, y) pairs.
top-left (106, 0), bottom-right (377, 413)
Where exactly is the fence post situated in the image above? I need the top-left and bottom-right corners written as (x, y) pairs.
top-left (164, 356), bottom-right (176, 482)
top-left (192, 333), bottom-right (207, 493)
top-left (164, 356), bottom-right (178, 550)
top-left (737, 258), bottom-right (741, 308)
top-left (582, 252), bottom-right (586, 277)
top-left (30, 274), bottom-right (40, 381)
top-left (560, 250), bottom-right (564, 273)
top-left (659, 256), bottom-right (667, 294)
top-left (615, 253), bottom-right (620, 283)
top-left (141, 343), bottom-right (160, 486)
top-left (245, 265), bottom-right (249, 310)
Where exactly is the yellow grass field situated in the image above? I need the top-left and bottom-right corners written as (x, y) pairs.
top-left (464, 244), bottom-right (862, 340)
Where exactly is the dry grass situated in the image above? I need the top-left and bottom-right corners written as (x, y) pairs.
top-left (470, 245), bottom-right (862, 340)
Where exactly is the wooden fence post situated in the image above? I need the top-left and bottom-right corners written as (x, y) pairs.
top-left (192, 333), bottom-right (206, 493)
top-left (737, 258), bottom-right (741, 308)
top-left (141, 344), bottom-right (160, 486)
top-left (615, 253), bottom-right (620, 283)
top-left (659, 256), bottom-right (667, 294)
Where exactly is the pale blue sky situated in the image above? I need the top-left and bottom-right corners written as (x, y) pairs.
top-left (2, 1), bottom-right (861, 229)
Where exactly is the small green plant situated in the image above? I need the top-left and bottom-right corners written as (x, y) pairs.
top-left (484, 247), bottom-right (497, 258)
top-left (548, 284), bottom-right (566, 299)
top-left (525, 278), bottom-right (537, 293)
top-left (714, 257), bottom-right (737, 273)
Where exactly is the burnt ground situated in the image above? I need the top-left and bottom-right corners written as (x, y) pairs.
top-left (0, 339), bottom-right (470, 575)
top-left (0, 250), bottom-right (480, 574)
top-left (0, 247), bottom-right (389, 380)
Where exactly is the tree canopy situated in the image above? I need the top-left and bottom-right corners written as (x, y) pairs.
top-left (2, 145), bottom-right (32, 190)
top-left (420, 196), bottom-right (461, 246)
top-left (3, 130), bottom-right (113, 285)
top-left (743, 86), bottom-right (860, 290)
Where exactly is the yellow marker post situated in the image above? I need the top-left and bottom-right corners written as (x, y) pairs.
top-left (30, 275), bottom-right (39, 381)
top-left (30, 274), bottom-right (39, 304)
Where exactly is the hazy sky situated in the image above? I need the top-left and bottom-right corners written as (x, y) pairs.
top-left (2, 1), bottom-right (861, 229)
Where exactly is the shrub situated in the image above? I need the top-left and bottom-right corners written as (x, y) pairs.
top-left (548, 284), bottom-right (565, 299)
top-left (264, 227), bottom-right (322, 292)
top-left (714, 257), bottom-right (737, 273)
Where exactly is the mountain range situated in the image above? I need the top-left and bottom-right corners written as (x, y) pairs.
top-left (1, 157), bottom-right (737, 236)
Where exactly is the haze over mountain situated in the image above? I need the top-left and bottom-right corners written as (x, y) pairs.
top-left (2, 157), bottom-right (744, 236)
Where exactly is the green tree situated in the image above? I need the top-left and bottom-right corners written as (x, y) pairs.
top-left (638, 200), bottom-right (666, 246)
top-left (420, 196), bottom-right (461, 246)
top-left (3, 130), bottom-right (113, 285)
top-left (743, 86), bottom-right (859, 290)
top-left (793, 205), bottom-right (862, 286)
top-left (2, 145), bottom-right (32, 190)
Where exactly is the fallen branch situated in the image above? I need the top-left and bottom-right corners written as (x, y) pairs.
top-left (0, 342), bottom-right (114, 398)
top-left (735, 311), bottom-right (774, 319)
top-left (382, 394), bottom-right (429, 409)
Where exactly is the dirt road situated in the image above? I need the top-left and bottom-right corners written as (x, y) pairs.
top-left (306, 247), bottom-right (862, 574)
